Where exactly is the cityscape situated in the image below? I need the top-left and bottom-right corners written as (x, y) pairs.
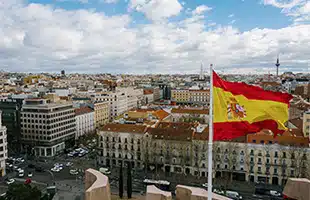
top-left (1, 0), bottom-right (310, 200)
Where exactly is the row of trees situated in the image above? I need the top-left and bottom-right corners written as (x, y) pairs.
top-left (0, 183), bottom-right (53, 200)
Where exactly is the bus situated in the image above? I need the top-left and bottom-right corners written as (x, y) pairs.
top-left (143, 179), bottom-right (170, 191)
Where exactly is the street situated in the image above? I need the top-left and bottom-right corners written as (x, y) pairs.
top-left (2, 154), bottom-right (280, 200)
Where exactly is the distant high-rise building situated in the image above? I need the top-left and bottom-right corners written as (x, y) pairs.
top-left (199, 63), bottom-right (204, 80)
top-left (61, 70), bottom-right (65, 76)
top-left (275, 56), bottom-right (280, 77)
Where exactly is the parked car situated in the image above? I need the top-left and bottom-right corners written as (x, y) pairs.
top-left (28, 172), bottom-right (33, 177)
top-left (69, 169), bottom-right (78, 175)
top-left (225, 191), bottom-right (242, 200)
top-left (99, 168), bottom-right (111, 175)
top-left (6, 179), bottom-right (15, 185)
top-left (18, 169), bottom-right (24, 177)
top-left (66, 162), bottom-right (73, 167)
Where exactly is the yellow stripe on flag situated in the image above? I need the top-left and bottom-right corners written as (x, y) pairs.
top-left (213, 87), bottom-right (289, 131)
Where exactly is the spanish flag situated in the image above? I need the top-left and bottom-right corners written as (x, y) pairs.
top-left (213, 71), bottom-right (293, 140)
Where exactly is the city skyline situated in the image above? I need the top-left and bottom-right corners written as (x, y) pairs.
top-left (0, 0), bottom-right (309, 74)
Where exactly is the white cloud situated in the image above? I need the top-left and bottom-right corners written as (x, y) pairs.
top-left (0, 0), bottom-right (309, 74)
top-left (263, 0), bottom-right (304, 9)
top-left (192, 5), bottom-right (212, 15)
top-left (229, 20), bottom-right (236, 24)
top-left (128, 0), bottom-right (183, 21)
top-left (55, 0), bottom-right (89, 3)
top-left (100, 0), bottom-right (119, 3)
top-left (228, 14), bottom-right (234, 18)
top-left (263, 0), bottom-right (310, 23)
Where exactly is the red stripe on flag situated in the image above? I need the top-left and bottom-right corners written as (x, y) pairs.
top-left (213, 71), bottom-right (293, 104)
top-left (213, 120), bottom-right (285, 141)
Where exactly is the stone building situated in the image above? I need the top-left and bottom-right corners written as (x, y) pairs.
top-left (97, 122), bottom-right (310, 186)
top-left (93, 102), bottom-right (109, 129)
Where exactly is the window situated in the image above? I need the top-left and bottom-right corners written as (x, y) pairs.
top-left (252, 140), bottom-right (256, 143)
top-left (274, 168), bottom-right (278, 174)
top-left (260, 140), bottom-right (264, 144)
top-left (258, 167), bottom-right (261, 172)
top-left (283, 152), bottom-right (286, 158)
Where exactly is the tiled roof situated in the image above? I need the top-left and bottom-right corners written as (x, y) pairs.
top-left (101, 124), bottom-right (147, 134)
top-left (75, 107), bottom-right (93, 116)
top-left (171, 108), bottom-right (209, 114)
top-left (153, 110), bottom-right (170, 120)
top-left (143, 89), bottom-right (153, 95)
top-left (148, 127), bottom-right (194, 141)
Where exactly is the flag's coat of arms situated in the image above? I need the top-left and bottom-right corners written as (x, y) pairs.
top-left (227, 97), bottom-right (246, 120)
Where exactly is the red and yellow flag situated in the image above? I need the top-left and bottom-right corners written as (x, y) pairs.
top-left (213, 71), bottom-right (293, 140)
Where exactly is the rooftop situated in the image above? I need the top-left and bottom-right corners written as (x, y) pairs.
top-left (101, 124), bottom-right (147, 134)
top-left (75, 107), bottom-right (93, 116)
top-left (171, 108), bottom-right (209, 115)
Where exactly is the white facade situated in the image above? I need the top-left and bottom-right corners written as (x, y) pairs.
top-left (0, 112), bottom-right (7, 177)
top-left (20, 99), bottom-right (76, 157)
top-left (91, 87), bottom-right (143, 120)
top-left (144, 94), bottom-right (154, 104)
top-left (75, 111), bottom-right (95, 139)
top-left (98, 125), bottom-right (310, 186)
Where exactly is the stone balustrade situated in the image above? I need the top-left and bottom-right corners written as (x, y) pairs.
top-left (146, 185), bottom-right (172, 200)
top-left (176, 185), bottom-right (232, 200)
top-left (85, 168), bottom-right (111, 200)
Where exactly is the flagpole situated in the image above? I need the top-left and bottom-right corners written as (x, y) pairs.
top-left (207, 64), bottom-right (213, 200)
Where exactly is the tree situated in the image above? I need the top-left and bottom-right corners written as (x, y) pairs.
top-left (119, 162), bottom-right (124, 199)
top-left (287, 146), bottom-right (309, 178)
top-left (192, 141), bottom-right (203, 178)
top-left (263, 144), bottom-right (273, 184)
top-left (127, 161), bottom-right (132, 199)
top-left (5, 183), bottom-right (42, 200)
top-left (222, 142), bottom-right (239, 190)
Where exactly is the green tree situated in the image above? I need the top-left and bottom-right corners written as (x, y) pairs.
top-left (119, 163), bottom-right (124, 199)
top-left (6, 183), bottom-right (42, 200)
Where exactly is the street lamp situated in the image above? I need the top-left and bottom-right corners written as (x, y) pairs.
top-left (46, 170), bottom-right (55, 185)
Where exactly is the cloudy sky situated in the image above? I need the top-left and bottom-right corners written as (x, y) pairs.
top-left (1, 0), bottom-right (310, 74)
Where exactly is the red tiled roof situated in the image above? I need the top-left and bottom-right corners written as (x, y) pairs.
top-left (153, 110), bottom-right (170, 120)
top-left (75, 107), bottom-right (93, 116)
top-left (101, 124), bottom-right (147, 134)
top-left (144, 89), bottom-right (153, 95)
top-left (171, 108), bottom-right (209, 114)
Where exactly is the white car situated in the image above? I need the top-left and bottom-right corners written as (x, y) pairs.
top-left (51, 167), bottom-right (60, 172)
top-left (18, 169), bottom-right (24, 177)
top-left (270, 190), bottom-right (281, 197)
top-left (6, 179), bottom-right (15, 185)
top-left (66, 162), bottom-right (73, 167)
top-left (28, 172), bottom-right (33, 177)
top-left (69, 169), bottom-right (78, 175)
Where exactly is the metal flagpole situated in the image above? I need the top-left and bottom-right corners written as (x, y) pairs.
top-left (207, 64), bottom-right (214, 200)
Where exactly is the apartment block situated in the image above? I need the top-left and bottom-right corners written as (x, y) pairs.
top-left (20, 99), bottom-right (76, 157)
top-left (75, 107), bottom-right (95, 139)
top-left (0, 112), bottom-right (8, 177)
top-left (93, 102), bottom-right (109, 129)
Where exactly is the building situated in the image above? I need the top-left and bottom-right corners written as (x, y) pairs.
top-left (0, 98), bottom-right (23, 153)
top-left (144, 90), bottom-right (154, 104)
top-left (98, 124), bottom-right (147, 168)
top-left (0, 112), bottom-right (8, 177)
top-left (171, 90), bottom-right (190, 103)
top-left (75, 107), bottom-right (95, 139)
top-left (20, 99), bottom-right (76, 157)
top-left (171, 89), bottom-right (209, 105)
top-left (91, 88), bottom-right (142, 120)
top-left (61, 70), bottom-right (65, 76)
top-left (98, 122), bottom-right (310, 186)
top-left (303, 110), bottom-right (310, 138)
top-left (171, 108), bottom-right (209, 124)
top-left (93, 102), bottom-right (109, 129)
